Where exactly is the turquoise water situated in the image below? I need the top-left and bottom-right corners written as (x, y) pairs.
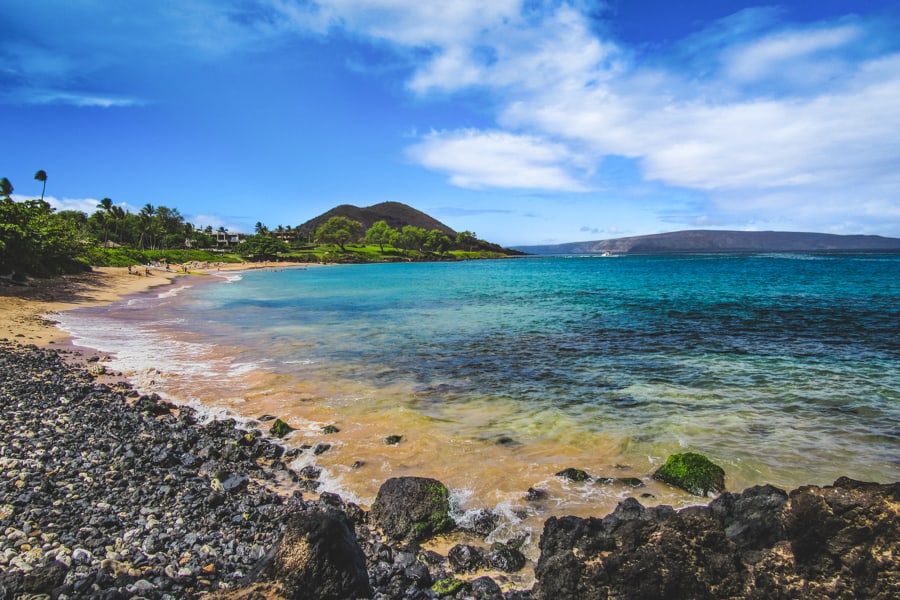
top-left (61, 254), bottom-right (900, 532)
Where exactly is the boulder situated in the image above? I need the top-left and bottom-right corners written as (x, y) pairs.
top-left (0, 560), bottom-right (68, 598)
top-left (270, 418), bottom-right (295, 438)
top-left (249, 507), bottom-right (373, 600)
top-left (534, 478), bottom-right (900, 599)
top-left (370, 477), bottom-right (455, 541)
top-left (555, 467), bottom-right (591, 482)
top-left (486, 541), bottom-right (527, 573)
top-left (448, 544), bottom-right (485, 572)
top-left (652, 452), bottom-right (725, 496)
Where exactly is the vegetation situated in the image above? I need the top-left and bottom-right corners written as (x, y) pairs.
top-left (314, 216), bottom-right (364, 251)
top-left (237, 234), bottom-right (290, 261)
top-left (1, 178), bottom-right (84, 277)
top-left (1, 173), bottom-right (520, 278)
top-left (431, 578), bottom-right (465, 596)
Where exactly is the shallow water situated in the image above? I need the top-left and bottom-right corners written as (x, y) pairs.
top-left (58, 254), bottom-right (900, 558)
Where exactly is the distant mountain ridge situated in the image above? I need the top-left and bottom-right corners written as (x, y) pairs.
top-left (296, 201), bottom-right (457, 241)
top-left (515, 230), bottom-right (900, 255)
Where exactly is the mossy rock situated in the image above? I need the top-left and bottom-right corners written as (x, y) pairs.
top-left (652, 452), bottom-right (725, 496)
top-left (322, 424), bottom-right (340, 434)
top-left (371, 476), bottom-right (455, 541)
top-left (384, 434), bottom-right (403, 445)
top-left (431, 577), bottom-right (465, 596)
top-left (269, 418), bottom-right (295, 438)
top-left (556, 467), bottom-right (591, 482)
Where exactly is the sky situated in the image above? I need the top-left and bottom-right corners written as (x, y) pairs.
top-left (2, 1), bottom-right (900, 246)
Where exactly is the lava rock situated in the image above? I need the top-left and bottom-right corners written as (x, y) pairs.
top-left (269, 418), bottom-right (294, 438)
top-left (248, 507), bottom-right (373, 600)
top-left (370, 477), bottom-right (455, 541)
top-left (534, 478), bottom-right (900, 599)
top-left (652, 452), bottom-right (725, 496)
top-left (448, 544), bottom-right (485, 572)
top-left (555, 467), bottom-right (591, 482)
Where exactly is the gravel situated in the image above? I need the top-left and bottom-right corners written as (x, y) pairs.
top-left (0, 341), bottom-right (295, 598)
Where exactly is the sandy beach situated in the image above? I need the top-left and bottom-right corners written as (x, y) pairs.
top-left (0, 262), bottom-right (312, 346)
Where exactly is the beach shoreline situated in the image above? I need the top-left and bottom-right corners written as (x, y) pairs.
top-left (0, 263), bottom-right (896, 599)
top-left (0, 262), bottom-right (315, 348)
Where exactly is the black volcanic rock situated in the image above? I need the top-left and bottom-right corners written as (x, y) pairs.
top-left (533, 478), bottom-right (900, 599)
top-left (370, 476), bottom-right (455, 541)
top-left (249, 507), bottom-right (373, 600)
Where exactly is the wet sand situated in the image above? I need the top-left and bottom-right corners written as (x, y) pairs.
top-left (0, 262), bottom-right (312, 346)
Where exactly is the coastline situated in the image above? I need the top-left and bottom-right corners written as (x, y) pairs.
top-left (1, 342), bottom-right (896, 599)
top-left (0, 263), bottom-right (900, 599)
top-left (0, 262), bottom-right (314, 347)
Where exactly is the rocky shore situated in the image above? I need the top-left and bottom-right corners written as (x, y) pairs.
top-left (2, 341), bottom-right (898, 599)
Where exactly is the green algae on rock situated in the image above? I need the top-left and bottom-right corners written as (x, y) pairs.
top-left (653, 452), bottom-right (725, 496)
top-left (269, 418), bottom-right (294, 438)
top-left (371, 476), bottom-right (455, 541)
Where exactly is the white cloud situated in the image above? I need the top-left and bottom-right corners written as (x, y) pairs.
top-left (314, 0), bottom-right (520, 46)
top-left (432, 7), bottom-right (900, 233)
top-left (28, 92), bottom-right (141, 108)
top-left (32, 196), bottom-right (107, 215)
top-left (407, 129), bottom-right (589, 191)
top-left (723, 24), bottom-right (861, 84)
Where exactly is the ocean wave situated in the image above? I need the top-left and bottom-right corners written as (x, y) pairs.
top-left (214, 272), bottom-right (243, 283)
top-left (158, 284), bottom-right (192, 298)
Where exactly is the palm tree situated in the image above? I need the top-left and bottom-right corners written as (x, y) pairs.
top-left (111, 205), bottom-right (125, 242)
top-left (0, 177), bottom-right (13, 200)
top-left (34, 170), bottom-right (47, 201)
top-left (139, 204), bottom-right (155, 250)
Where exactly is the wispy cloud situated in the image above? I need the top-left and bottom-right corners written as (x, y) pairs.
top-left (25, 91), bottom-right (141, 108)
top-left (407, 129), bottom-right (590, 191)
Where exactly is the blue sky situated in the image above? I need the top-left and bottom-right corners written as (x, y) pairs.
top-left (2, 1), bottom-right (899, 246)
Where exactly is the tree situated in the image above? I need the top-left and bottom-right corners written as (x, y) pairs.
top-left (0, 190), bottom-right (83, 276)
top-left (456, 230), bottom-right (477, 251)
top-left (110, 205), bottom-right (125, 242)
top-left (95, 198), bottom-right (114, 242)
top-left (34, 170), bottom-right (47, 201)
top-left (314, 216), bottom-right (364, 251)
top-left (255, 221), bottom-right (269, 235)
top-left (238, 234), bottom-right (289, 261)
top-left (425, 229), bottom-right (452, 255)
top-left (397, 225), bottom-right (427, 252)
top-left (139, 204), bottom-right (155, 249)
top-left (364, 220), bottom-right (397, 252)
top-left (1, 177), bottom-right (13, 199)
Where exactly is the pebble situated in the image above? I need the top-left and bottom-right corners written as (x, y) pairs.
top-left (0, 342), bottom-right (294, 598)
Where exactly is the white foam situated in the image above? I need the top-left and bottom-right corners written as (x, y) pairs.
top-left (288, 452), bottom-right (367, 507)
top-left (158, 284), bottom-right (192, 299)
top-left (55, 311), bottom-right (266, 392)
top-left (214, 272), bottom-right (243, 283)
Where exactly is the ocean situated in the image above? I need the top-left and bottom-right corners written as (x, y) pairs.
top-left (57, 253), bottom-right (900, 554)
